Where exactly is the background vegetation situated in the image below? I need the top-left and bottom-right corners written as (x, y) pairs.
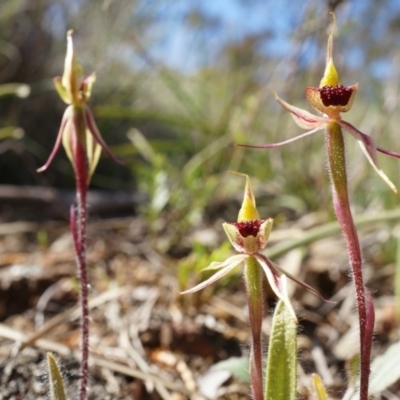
top-left (2, 1), bottom-right (400, 397)
top-left (2, 0), bottom-right (400, 227)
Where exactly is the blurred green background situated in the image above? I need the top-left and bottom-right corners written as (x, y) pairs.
top-left (1, 0), bottom-right (400, 229)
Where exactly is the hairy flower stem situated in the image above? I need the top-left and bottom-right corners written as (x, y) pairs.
top-left (244, 256), bottom-right (264, 400)
top-left (70, 106), bottom-right (90, 400)
top-left (326, 122), bottom-right (372, 400)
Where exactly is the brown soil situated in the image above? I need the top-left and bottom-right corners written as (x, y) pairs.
top-left (0, 188), bottom-right (399, 399)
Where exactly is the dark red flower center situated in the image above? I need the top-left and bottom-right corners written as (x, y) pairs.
top-left (319, 85), bottom-right (353, 107)
top-left (235, 220), bottom-right (261, 237)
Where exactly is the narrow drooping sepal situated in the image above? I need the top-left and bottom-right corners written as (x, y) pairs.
top-left (37, 107), bottom-right (72, 172)
top-left (254, 254), bottom-right (296, 321)
top-left (38, 32), bottom-right (121, 184)
top-left (275, 94), bottom-right (326, 130)
top-left (338, 119), bottom-right (397, 193)
top-left (179, 254), bottom-right (247, 294)
top-left (84, 107), bottom-right (122, 165)
top-left (376, 146), bottom-right (400, 159)
top-left (256, 253), bottom-right (333, 305)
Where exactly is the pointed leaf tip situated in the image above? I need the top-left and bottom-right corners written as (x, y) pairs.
top-left (47, 353), bottom-right (67, 400)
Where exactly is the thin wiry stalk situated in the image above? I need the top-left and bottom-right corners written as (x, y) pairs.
top-left (326, 122), bottom-right (372, 400)
top-left (244, 256), bottom-right (264, 400)
top-left (70, 107), bottom-right (90, 400)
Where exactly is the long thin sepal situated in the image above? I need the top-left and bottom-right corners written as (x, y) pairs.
top-left (275, 93), bottom-right (326, 129)
top-left (179, 254), bottom-right (247, 294)
top-left (256, 254), bottom-right (333, 304)
top-left (37, 107), bottom-right (72, 172)
top-left (338, 119), bottom-right (397, 193)
top-left (254, 254), bottom-right (297, 321)
top-left (84, 107), bottom-right (123, 164)
top-left (376, 146), bottom-right (400, 159)
top-left (238, 126), bottom-right (323, 150)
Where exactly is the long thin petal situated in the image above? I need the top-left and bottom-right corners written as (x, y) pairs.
top-left (338, 120), bottom-right (397, 193)
top-left (254, 254), bottom-right (297, 321)
top-left (377, 146), bottom-right (400, 159)
top-left (238, 126), bottom-right (324, 149)
top-left (179, 254), bottom-right (247, 295)
top-left (84, 107), bottom-right (123, 164)
top-left (202, 254), bottom-right (248, 271)
top-left (54, 76), bottom-right (70, 104)
top-left (256, 253), bottom-right (334, 304)
top-left (37, 106), bottom-right (72, 172)
top-left (275, 93), bottom-right (326, 129)
top-left (86, 132), bottom-right (102, 182)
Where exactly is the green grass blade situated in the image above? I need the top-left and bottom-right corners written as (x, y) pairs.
top-left (264, 299), bottom-right (297, 400)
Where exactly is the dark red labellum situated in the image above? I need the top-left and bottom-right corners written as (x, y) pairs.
top-left (234, 220), bottom-right (261, 237)
top-left (319, 85), bottom-right (353, 107)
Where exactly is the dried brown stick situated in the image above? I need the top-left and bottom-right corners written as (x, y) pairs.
top-left (19, 286), bottom-right (130, 350)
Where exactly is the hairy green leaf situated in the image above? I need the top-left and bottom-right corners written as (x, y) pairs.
top-left (47, 353), bottom-right (67, 400)
top-left (264, 299), bottom-right (297, 400)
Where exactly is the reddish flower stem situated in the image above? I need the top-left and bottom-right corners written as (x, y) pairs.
top-left (70, 107), bottom-right (90, 400)
top-left (244, 256), bottom-right (264, 400)
top-left (326, 122), bottom-right (373, 400)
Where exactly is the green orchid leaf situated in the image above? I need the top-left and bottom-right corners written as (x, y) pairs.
top-left (264, 299), bottom-right (297, 400)
top-left (47, 353), bottom-right (67, 400)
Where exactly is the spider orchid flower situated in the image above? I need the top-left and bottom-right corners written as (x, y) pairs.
top-left (180, 173), bottom-right (327, 318)
top-left (241, 14), bottom-right (400, 193)
top-left (181, 173), bottom-right (329, 400)
top-left (240, 14), bottom-right (394, 400)
top-left (37, 30), bottom-right (120, 184)
top-left (36, 31), bottom-right (122, 400)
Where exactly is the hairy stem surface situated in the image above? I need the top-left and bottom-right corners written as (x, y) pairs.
top-left (326, 121), bottom-right (372, 400)
top-left (71, 107), bottom-right (90, 400)
top-left (244, 256), bottom-right (264, 400)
